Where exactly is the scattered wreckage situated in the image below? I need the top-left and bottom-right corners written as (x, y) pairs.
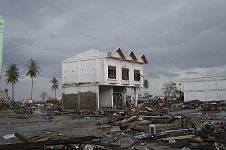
top-left (0, 133), bottom-right (120, 150)
top-left (0, 97), bottom-right (225, 149)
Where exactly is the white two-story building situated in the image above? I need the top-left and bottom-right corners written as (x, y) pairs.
top-left (62, 48), bottom-right (148, 110)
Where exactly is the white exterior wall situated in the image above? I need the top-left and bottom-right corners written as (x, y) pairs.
top-left (63, 57), bottom-right (143, 87)
top-left (105, 58), bottom-right (143, 86)
top-left (62, 58), bottom-right (105, 84)
top-left (62, 84), bottom-right (98, 94)
top-left (62, 61), bottom-right (78, 84)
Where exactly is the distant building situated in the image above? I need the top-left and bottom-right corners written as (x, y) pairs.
top-left (182, 76), bottom-right (226, 101)
top-left (62, 48), bottom-right (148, 110)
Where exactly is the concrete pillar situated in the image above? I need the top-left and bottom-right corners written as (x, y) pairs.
top-left (78, 88), bottom-right (80, 111)
top-left (134, 87), bottom-right (138, 107)
top-left (111, 93), bottom-right (114, 109)
top-left (111, 86), bottom-right (114, 109)
top-left (123, 88), bottom-right (127, 106)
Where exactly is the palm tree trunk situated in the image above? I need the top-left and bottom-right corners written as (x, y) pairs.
top-left (12, 83), bottom-right (14, 101)
top-left (31, 77), bottom-right (33, 100)
top-left (55, 89), bottom-right (56, 100)
top-left (165, 91), bottom-right (168, 101)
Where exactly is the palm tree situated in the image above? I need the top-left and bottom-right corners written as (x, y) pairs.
top-left (25, 58), bottom-right (40, 100)
top-left (50, 77), bottom-right (59, 100)
top-left (5, 64), bottom-right (20, 101)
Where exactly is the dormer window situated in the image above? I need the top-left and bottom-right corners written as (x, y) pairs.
top-left (122, 68), bottom-right (129, 80)
top-left (108, 66), bottom-right (116, 79)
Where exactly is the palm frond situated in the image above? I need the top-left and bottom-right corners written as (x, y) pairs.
top-left (25, 58), bottom-right (40, 78)
top-left (50, 77), bottom-right (59, 90)
top-left (5, 64), bottom-right (20, 84)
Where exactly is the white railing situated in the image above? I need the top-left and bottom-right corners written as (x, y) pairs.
top-left (122, 80), bottom-right (130, 85)
top-left (107, 78), bottom-right (118, 84)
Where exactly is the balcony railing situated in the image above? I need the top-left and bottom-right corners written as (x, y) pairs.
top-left (122, 80), bottom-right (130, 85)
top-left (133, 80), bottom-right (141, 85)
top-left (107, 78), bottom-right (118, 84)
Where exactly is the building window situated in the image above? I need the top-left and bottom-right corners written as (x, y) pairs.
top-left (134, 70), bottom-right (140, 81)
top-left (122, 68), bottom-right (129, 80)
top-left (108, 66), bottom-right (116, 79)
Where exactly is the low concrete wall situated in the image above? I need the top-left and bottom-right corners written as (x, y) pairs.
top-left (62, 84), bottom-right (98, 110)
top-left (62, 94), bottom-right (78, 110)
top-left (63, 92), bottom-right (97, 110)
top-left (80, 91), bottom-right (97, 110)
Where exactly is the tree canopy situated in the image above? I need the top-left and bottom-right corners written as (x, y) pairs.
top-left (50, 77), bottom-right (59, 100)
top-left (25, 58), bottom-right (40, 78)
top-left (161, 81), bottom-right (177, 100)
top-left (5, 64), bottom-right (20, 84)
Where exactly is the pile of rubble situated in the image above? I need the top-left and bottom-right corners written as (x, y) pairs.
top-left (0, 98), bottom-right (225, 149)
top-left (0, 96), bottom-right (64, 123)
top-left (92, 101), bottom-right (225, 149)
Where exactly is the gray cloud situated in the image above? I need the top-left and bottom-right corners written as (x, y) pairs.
top-left (150, 70), bottom-right (180, 79)
top-left (185, 71), bottom-right (199, 75)
top-left (0, 0), bottom-right (226, 98)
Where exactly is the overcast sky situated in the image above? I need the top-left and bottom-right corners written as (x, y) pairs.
top-left (0, 0), bottom-right (226, 100)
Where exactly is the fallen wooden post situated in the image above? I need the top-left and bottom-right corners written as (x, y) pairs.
top-left (0, 136), bottom-right (121, 150)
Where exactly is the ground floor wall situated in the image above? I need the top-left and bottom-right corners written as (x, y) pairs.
top-left (99, 86), bottom-right (133, 108)
top-left (62, 94), bottom-right (78, 110)
top-left (62, 84), bottom-right (98, 110)
top-left (62, 84), bottom-right (140, 110)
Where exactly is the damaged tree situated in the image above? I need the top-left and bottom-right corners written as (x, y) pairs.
top-left (40, 91), bottom-right (48, 101)
top-left (161, 81), bottom-right (177, 101)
